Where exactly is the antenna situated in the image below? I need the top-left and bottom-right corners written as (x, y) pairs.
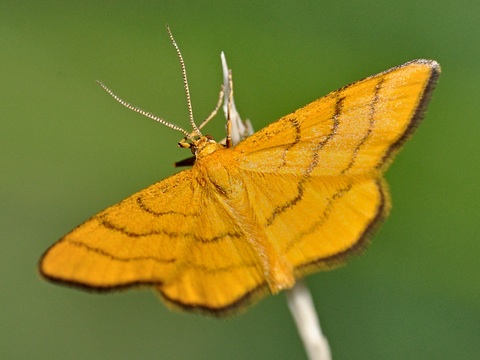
top-left (166, 25), bottom-right (201, 137)
top-left (96, 27), bottom-right (224, 143)
top-left (198, 85), bottom-right (224, 130)
top-left (96, 81), bottom-right (191, 138)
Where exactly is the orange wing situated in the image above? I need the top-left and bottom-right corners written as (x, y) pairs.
top-left (41, 171), bottom-right (196, 288)
top-left (40, 170), bottom-right (267, 314)
top-left (234, 59), bottom-right (440, 275)
top-left (236, 60), bottom-right (440, 175)
top-left (237, 170), bottom-right (387, 276)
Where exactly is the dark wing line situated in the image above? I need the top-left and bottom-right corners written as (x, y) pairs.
top-left (295, 178), bottom-right (389, 273)
top-left (377, 60), bottom-right (441, 169)
top-left (160, 281), bottom-right (269, 317)
top-left (66, 239), bottom-right (175, 263)
top-left (136, 195), bottom-right (200, 217)
top-left (340, 77), bottom-right (384, 174)
top-left (40, 238), bottom-right (259, 294)
top-left (277, 117), bottom-right (302, 168)
top-left (285, 180), bottom-right (354, 253)
top-left (97, 214), bottom-right (243, 243)
top-left (265, 93), bottom-right (344, 226)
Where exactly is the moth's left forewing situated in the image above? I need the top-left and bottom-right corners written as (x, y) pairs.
top-left (235, 60), bottom-right (440, 177)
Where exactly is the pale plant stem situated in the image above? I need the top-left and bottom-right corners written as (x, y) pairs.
top-left (286, 281), bottom-right (332, 360)
top-left (220, 54), bottom-right (331, 360)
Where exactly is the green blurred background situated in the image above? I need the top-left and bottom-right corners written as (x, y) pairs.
top-left (2, 1), bottom-right (479, 359)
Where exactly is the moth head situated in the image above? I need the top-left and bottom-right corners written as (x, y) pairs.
top-left (178, 135), bottom-right (219, 156)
